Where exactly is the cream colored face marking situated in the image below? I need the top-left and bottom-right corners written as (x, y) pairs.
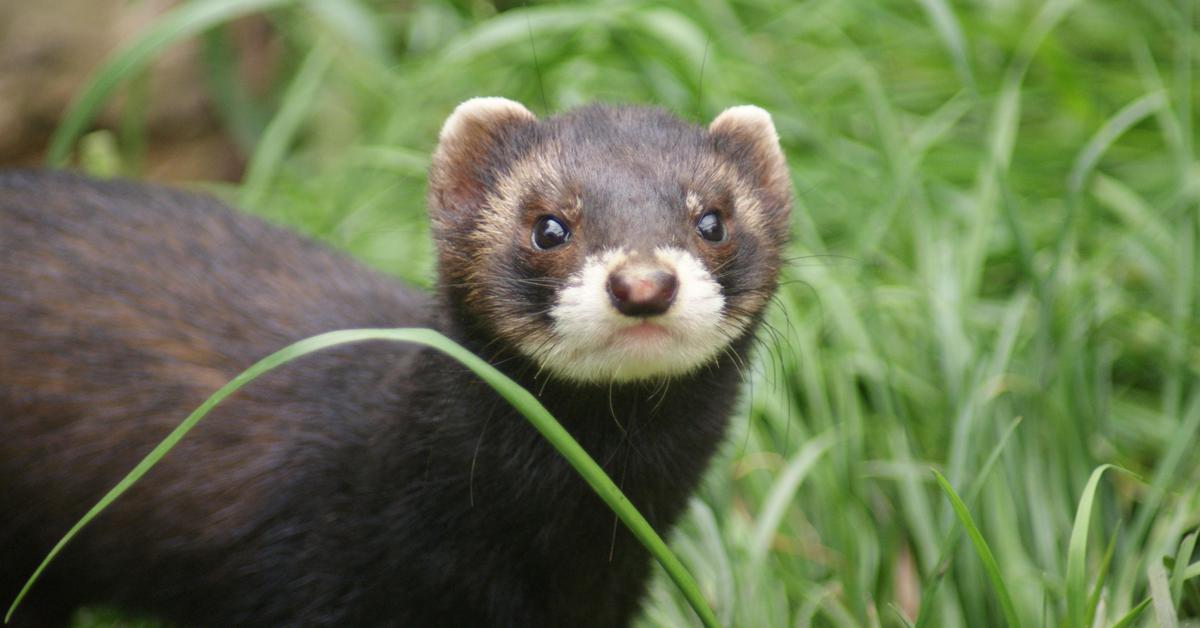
top-left (514, 246), bottom-right (746, 382)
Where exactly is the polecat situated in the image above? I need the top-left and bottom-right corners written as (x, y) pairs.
top-left (0, 98), bottom-right (791, 627)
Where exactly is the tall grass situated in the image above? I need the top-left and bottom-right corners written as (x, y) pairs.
top-left (55, 0), bottom-right (1199, 626)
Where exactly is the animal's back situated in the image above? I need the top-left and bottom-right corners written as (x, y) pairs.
top-left (0, 170), bottom-right (429, 625)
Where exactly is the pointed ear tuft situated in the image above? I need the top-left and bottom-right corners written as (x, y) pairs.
top-left (709, 106), bottom-right (791, 212)
top-left (428, 97), bottom-right (536, 228)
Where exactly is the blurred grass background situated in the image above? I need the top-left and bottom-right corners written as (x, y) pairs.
top-left (5, 0), bottom-right (1198, 626)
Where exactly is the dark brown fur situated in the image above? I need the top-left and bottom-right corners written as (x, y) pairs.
top-left (0, 171), bottom-right (432, 625)
top-left (0, 103), bottom-right (790, 627)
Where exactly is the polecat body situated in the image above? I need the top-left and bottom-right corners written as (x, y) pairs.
top-left (0, 99), bottom-right (791, 627)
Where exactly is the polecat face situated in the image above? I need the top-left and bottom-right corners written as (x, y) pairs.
top-left (428, 98), bottom-right (791, 383)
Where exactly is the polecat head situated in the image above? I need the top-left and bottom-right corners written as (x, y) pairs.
top-left (428, 98), bottom-right (791, 383)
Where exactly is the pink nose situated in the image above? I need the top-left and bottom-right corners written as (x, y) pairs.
top-left (607, 268), bottom-right (678, 317)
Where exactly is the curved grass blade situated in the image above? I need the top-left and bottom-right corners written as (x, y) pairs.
top-left (931, 468), bottom-right (1021, 628)
top-left (6, 328), bottom-right (719, 628)
top-left (748, 431), bottom-right (836, 563)
top-left (1066, 464), bottom-right (1114, 628)
top-left (1048, 92), bottom-right (1166, 290)
top-left (914, 416), bottom-right (1022, 628)
top-left (440, 4), bottom-right (617, 62)
top-left (1111, 597), bottom-right (1151, 628)
top-left (1187, 561), bottom-right (1200, 582)
top-left (913, 0), bottom-right (975, 91)
top-left (46, 0), bottom-right (298, 167)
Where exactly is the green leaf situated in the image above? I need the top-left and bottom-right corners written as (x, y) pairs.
top-left (1110, 597), bottom-right (1151, 628)
top-left (931, 468), bottom-right (1021, 628)
top-left (239, 39), bottom-right (335, 210)
top-left (914, 416), bottom-right (1023, 628)
top-left (46, 0), bottom-right (299, 167)
top-left (913, 0), bottom-right (975, 90)
top-left (309, 0), bottom-right (391, 63)
top-left (748, 432), bottom-right (836, 563)
top-left (1171, 531), bottom-right (1198, 604)
top-left (1148, 561), bottom-right (1179, 628)
top-left (440, 4), bottom-right (618, 62)
top-left (1066, 464), bottom-right (1122, 628)
top-left (1085, 525), bottom-right (1120, 628)
top-left (1186, 560), bottom-right (1200, 582)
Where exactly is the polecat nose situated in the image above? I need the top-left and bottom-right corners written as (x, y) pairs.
top-left (607, 267), bottom-right (678, 317)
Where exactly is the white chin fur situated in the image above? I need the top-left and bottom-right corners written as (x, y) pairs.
top-left (519, 247), bottom-right (737, 383)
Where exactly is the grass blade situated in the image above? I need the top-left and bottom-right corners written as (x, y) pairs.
top-left (5, 328), bottom-right (718, 628)
top-left (45, 0), bottom-right (298, 167)
top-left (890, 603), bottom-right (916, 628)
top-left (1065, 92), bottom-right (1167, 200)
top-left (309, 0), bottom-right (390, 62)
top-left (913, 0), bottom-right (975, 91)
top-left (748, 432), bottom-right (836, 562)
top-left (1148, 561), bottom-right (1179, 628)
top-left (440, 5), bottom-right (616, 62)
top-left (931, 468), bottom-right (1021, 628)
top-left (1130, 391), bottom-right (1200, 551)
top-left (239, 39), bottom-right (334, 210)
top-left (1110, 597), bottom-right (1151, 628)
top-left (1170, 531), bottom-right (1197, 603)
top-left (914, 416), bottom-right (1023, 628)
top-left (1085, 525), bottom-right (1120, 628)
top-left (1066, 464), bottom-right (1122, 628)
top-left (1187, 561), bottom-right (1200, 582)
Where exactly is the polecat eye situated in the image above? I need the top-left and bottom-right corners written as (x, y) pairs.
top-left (532, 215), bottom-right (571, 250)
top-left (696, 211), bottom-right (726, 243)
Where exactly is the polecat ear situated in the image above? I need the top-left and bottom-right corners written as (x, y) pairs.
top-left (708, 106), bottom-right (791, 213)
top-left (428, 97), bottom-right (537, 230)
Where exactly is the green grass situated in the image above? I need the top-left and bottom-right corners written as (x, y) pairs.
top-left (48, 0), bottom-right (1200, 626)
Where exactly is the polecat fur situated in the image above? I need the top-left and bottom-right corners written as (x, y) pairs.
top-left (0, 98), bottom-right (791, 627)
